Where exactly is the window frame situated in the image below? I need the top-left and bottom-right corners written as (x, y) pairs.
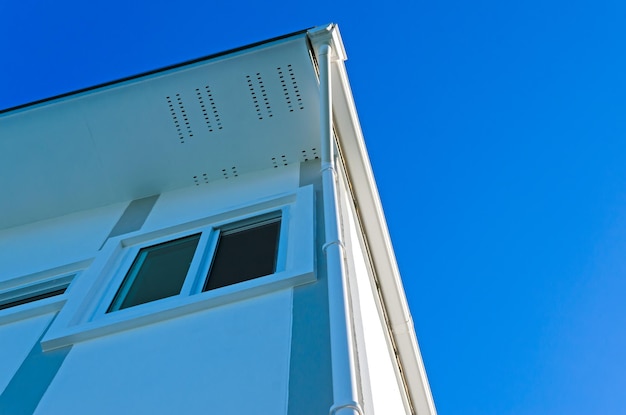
top-left (200, 211), bottom-right (285, 292)
top-left (106, 232), bottom-right (203, 313)
top-left (41, 185), bottom-right (315, 351)
top-left (95, 209), bottom-right (289, 317)
top-left (0, 265), bottom-right (83, 325)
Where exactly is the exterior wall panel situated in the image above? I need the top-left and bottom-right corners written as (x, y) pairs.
top-left (142, 165), bottom-right (300, 234)
top-left (1, 166), bottom-right (304, 414)
top-left (34, 290), bottom-right (294, 415)
top-left (0, 204), bottom-right (126, 284)
top-left (287, 161), bottom-right (333, 415)
top-left (0, 312), bottom-right (56, 394)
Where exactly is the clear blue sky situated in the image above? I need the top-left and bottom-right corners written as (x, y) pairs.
top-left (2, 1), bottom-right (625, 413)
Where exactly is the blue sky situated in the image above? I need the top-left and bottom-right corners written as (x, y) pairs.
top-left (2, 1), bottom-right (625, 413)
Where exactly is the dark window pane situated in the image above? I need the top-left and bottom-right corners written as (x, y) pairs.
top-left (108, 233), bottom-right (200, 312)
top-left (203, 219), bottom-right (280, 291)
top-left (0, 287), bottom-right (67, 311)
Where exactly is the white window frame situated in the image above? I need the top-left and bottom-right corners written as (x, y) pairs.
top-left (41, 185), bottom-right (315, 351)
top-left (0, 262), bottom-right (85, 325)
top-left (93, 209), bottom-right (288, 317)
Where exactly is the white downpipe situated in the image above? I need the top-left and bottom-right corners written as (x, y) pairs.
top-left (319, 43), bottom-right (363, 415)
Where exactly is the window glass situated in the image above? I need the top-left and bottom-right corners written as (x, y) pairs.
top-left (108, 233), bottom-right (201, 312)
top-left (0, 288), bottom-right (67, 311)
top-left (203, 218), bottom-right (281, 291)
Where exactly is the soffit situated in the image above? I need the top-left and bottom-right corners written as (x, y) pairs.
top-left (0, 35), bottom-right (320, 230)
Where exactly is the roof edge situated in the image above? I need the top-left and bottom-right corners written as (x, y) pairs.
top-left (0, 27), bottom-right (312, 115)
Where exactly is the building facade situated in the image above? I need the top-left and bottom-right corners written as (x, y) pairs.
top-left (0, 25), bottom-right (436, 415)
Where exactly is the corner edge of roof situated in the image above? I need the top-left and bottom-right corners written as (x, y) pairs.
top-left (0, 26), bottom-right (315, 116)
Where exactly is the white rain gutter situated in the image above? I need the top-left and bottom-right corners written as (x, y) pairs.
top-left (309, 24), bottom-right (437, 415)
top-left (310, 25), bottom-right (363, 415)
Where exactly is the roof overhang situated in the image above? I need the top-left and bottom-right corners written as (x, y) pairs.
top-left (0, 32), bottom-right (320, 230)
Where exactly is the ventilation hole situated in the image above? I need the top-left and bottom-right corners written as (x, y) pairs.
top-left (271, 155), bottom-right (292, 169)
top-left (194, 85), bottom-right (222, 133)
top-left (288, 66), bottom-right (304, 110)
top-left (277, 65), bottom-right (304, 113)
top-left (247, 73), bottom-right (272, 120)
top-left (166, 96), bottom-right (186, 143)
top-left (166, 93), bottom-right (194, 143)
top-left (300, 148), bottom-right (320, 162)
top-left (220, 166), bottom-right (239, 179)
top-left (192, 173), bottom-right (211, 186)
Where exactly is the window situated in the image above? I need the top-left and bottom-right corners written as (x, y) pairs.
top-left (0, 287), bottom-right (68, 311)
top-left (0, 271), bottom-right (75, 323)
top-left (105, 213), bottom-right (283, 313)
top-left (108, 234), bottom-right (201, 312)
top-left (41, 185), bottom-right (315, 351)
top-left (204, 215), bottom-right (281, 291)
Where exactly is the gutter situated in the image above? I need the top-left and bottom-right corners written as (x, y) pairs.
top-left (308, 25), bottom-right (437, 415)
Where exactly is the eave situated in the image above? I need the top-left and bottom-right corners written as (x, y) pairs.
top-left (0, 32), bottom-right (320, 230)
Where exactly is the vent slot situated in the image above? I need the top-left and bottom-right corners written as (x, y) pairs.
top-left (222, 166), bottom-right (239, 179)
top-left (271, 154), bottom-right (289, 168)
top-left (193, 173), bottom-right (210, 186)
top-left (166, 94), bottom-right (194, 143)
top-left (278, 65), bottom-right (304, 112)
top-left (196, 86), bottom-right (223, 132)
top-left (246, 73), bottom-right (273, 120)
top-left (300, 148), bottom-right (319, 162)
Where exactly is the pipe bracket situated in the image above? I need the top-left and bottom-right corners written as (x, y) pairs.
top-left (329, 401), bottom-right (364, 415)
top-left (323, 240), bottom-right (345, 253)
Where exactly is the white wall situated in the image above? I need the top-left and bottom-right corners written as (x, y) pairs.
top-left (0, 164), bottom-right (300, 287)
top-left (2, 165), bottom-right (303, 414)
top-left (143, 164), bottom-right (300, 232)
top-left (0, 203), bottom-right (126, 284)
top-left (0, 312), bottom-right (56, 394)
top-left (34, 290), bottom-right (294, 415)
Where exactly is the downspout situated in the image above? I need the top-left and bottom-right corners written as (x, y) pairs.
top-left (313, 27), bottom-right (364, 415)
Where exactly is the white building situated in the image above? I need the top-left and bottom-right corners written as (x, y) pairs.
top-left (0, 25), bottom-right (436, 415)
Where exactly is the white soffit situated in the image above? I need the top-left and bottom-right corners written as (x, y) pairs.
top-left (0, 34), bottom-right (320, 230)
